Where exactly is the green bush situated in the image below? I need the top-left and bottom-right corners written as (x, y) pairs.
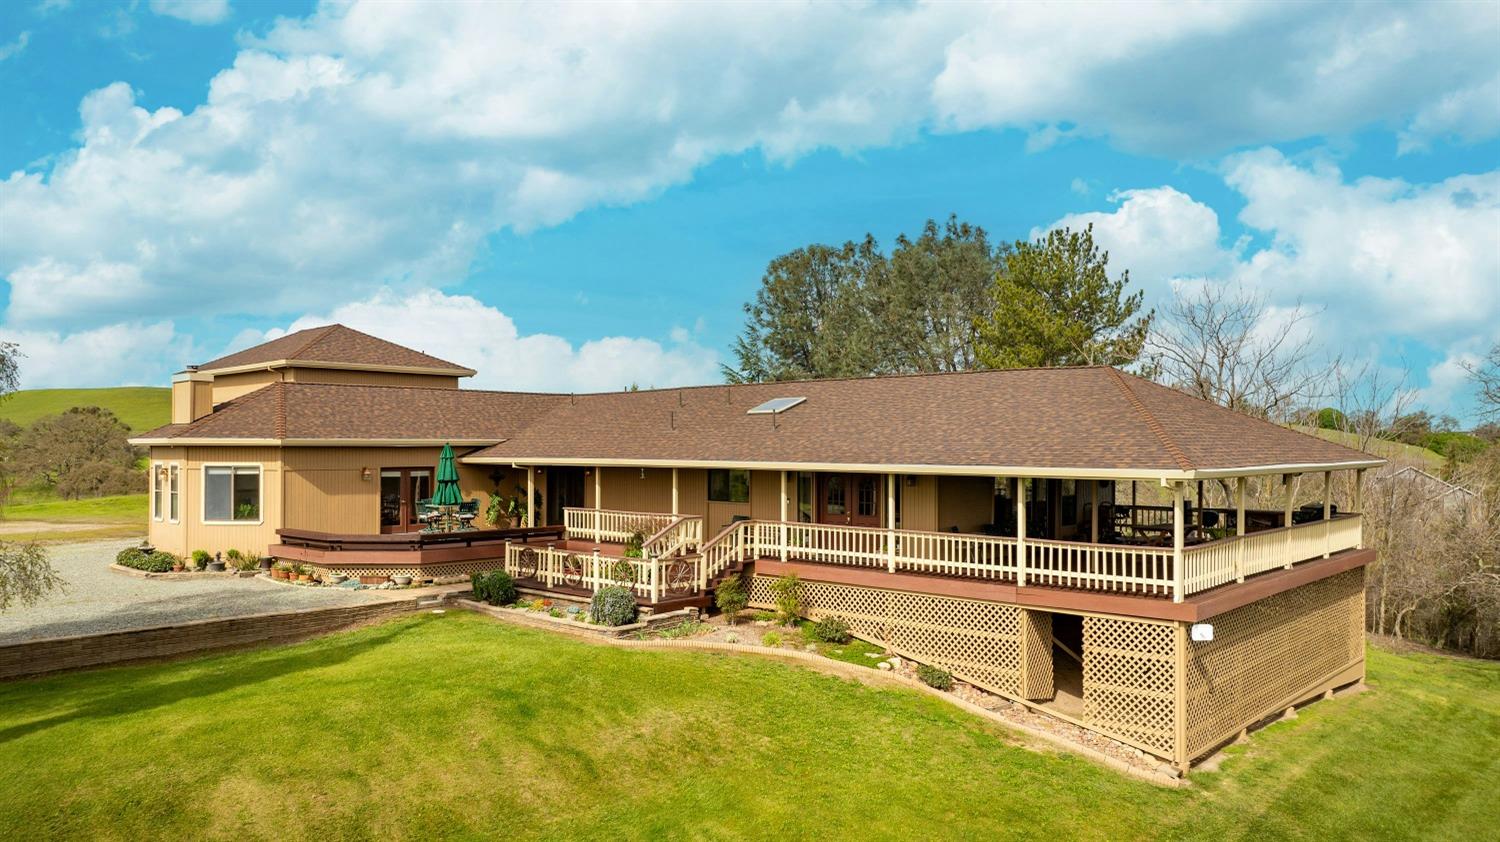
top-left (917, 664), bottom-right (953, 691)
top-left (715, 574), bottom-right (748, 624)
top-left (770, 574), bottom-right (801, 625)
top-left (470, 570), bottom-right (518, 606)
top-left (190, 549), bottom-right (211, 569)
top-left (761, 631), bottom-right (782, 647)
top-left (115, 547), bottom-right (178, 573)
top-left (589, 585), bottom-right (638, 626)
top-left (225, 549), bottom-right (243, 561)
top-left (811, 616), bottom-right (852, 644)
top-left (235, 553), bottom-right (262, 572)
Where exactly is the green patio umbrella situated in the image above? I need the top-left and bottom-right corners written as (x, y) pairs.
top-left (431, 443), bottom-right (464, 507)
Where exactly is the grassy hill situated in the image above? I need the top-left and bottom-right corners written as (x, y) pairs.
top-left (0, 387), bottom-right (170, 434)
top-left (0, 615), bottom-right (1494, 838)
top-left (1292, 425), bottom-right (1447, 471)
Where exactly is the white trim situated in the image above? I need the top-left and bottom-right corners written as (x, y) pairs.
top-left (470, 455), bottom-right (1385, 481)
top-left (196, 360), bottom-right (475, 377)
top-left (168, 462), bottom-right (181, 524)
top-left (130, 437), bottom-right (501, 447)
top-left (200, 463), bottom-right (265, 526)
top-left (150, 461), bottom-right (164, 522)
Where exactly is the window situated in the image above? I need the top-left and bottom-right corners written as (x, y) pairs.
top-left (204, 465), bottom-right (262, 523)
top-left (1060, 479), bottom-right (1078, 527)
top-left (151, 464), bottom-right (164, 521)
top-left (708, 468), bottom-right (749, 503)
top-left (168, 464), bottom-right (180, 523)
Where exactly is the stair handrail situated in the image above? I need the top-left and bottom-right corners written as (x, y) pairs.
top-left (641, 514), bottom-right (704, 560)
top-left (698, 519), bottom-right (755, 584)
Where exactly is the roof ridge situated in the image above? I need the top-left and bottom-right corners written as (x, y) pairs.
top-left (1105, 367), bottom-right (1194, 471)
top-left (273, 381), bottom-right (287, 439)
top-left (287, 324), bottom-right (339, 360)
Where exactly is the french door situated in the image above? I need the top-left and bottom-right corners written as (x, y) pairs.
top-left (818, 473), bottom-right (881, 527)
top-left (380, 467), bottom-right (433, 533)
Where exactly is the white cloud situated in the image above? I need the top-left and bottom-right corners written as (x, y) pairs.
top-left (265, 287), bottom-right (719, 393)
top-left (1039, 151), bottom-right (1500, 418)
top-left (0, 31), bottom-right (29, 63)
top-left (1037, 186), bottom-right (1232, 286)
top-left (3, 1), bottom-right (1498, 338)
top-left (149, 0), bottom-right (231, 26)
top-left (3, 321), bottom-right (197, 392)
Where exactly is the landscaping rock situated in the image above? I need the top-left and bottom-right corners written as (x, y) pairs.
top-left (877, 661), bottom-right (893, 671)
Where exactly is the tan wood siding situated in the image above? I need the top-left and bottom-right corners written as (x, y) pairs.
top-left (597, 467), bottom-right (673, 513)
top-left (902, 475), bottom-right (938, 532)
top-left (209, 370), bottom-right (281, 404)
top-left (283, 368), bottom-right (460, 389)
top-left (750, 470), bottom-right (782, 522)
top-left (938, 475), bottom-right (995, 533)
top-left (282, 446), bottom-right (509, 533)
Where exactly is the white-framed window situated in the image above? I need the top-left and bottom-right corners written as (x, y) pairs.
top-left (151, 463), bottom-right (164, 522)
top-left (203, 464), bottom-right (262, 524)
top-left (168, 464), bottom-right (180, 523)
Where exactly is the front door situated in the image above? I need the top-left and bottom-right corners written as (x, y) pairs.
top-left (380, 467), bottom-right (433, 533)
top-left (545, 467), bottom-right (586, 526)
top-left (818, 473), bottom-right (881, 527)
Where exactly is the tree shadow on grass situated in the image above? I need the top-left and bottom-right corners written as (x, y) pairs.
top-left (0, 620), bottom-right (414, 746)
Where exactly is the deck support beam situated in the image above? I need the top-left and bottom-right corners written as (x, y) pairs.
top-left (1283, 473), bottom-right (1296, 570)
top-left (887, 472), bottom-right (897, 573)
top-left (672, 467), bottom-right (679, 516)
top-left (1322, 471), bottom-right (1332, 558)
top-left (526, 466), bottom-right (535, 528)
top-left (1089, 480), bottom-right (1099, 544)
top-left (1235, 476), bottom-right (1247, 582)
top-left (1172, 481), bottom-right (1185, 603)
top-left (1016, 478), bottom-right (1027, 588)
top-left (779, 470), bottom-right (788, 562)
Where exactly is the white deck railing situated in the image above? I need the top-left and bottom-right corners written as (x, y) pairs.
top-left (502, 542), bottom-right (702, 603)
top-left (641, 515), bottom-right (704, 559)
top-left (695, 513), bottom-right (1363, 601)
top-left (562, 507), bottom-right (676, 545)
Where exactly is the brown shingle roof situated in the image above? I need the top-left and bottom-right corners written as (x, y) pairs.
top-left (195, 324), bottom-right (474, 374)
top-left (134, 368), bottom-right (1382, 476)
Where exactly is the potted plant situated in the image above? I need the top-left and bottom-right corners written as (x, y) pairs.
top-left (296, 564), bottom-right (312, 583)
top-left (171, 558), bottom-right (185, 573)
top-left (326, 572), bottom-right (348, 585)
top-left (392, 574), bottom-right (413, 586)
top-left (273, 563), bottom-right (289, 580)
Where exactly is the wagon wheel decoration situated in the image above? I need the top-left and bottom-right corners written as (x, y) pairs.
top-left (515, 546), bottom-right (539, 581)
top-left (562, 554), bottom-right (586, 588)
top-left (665, 560), bottom-right (695, 595)
top-left (610, 559), bottom-right (638, 585)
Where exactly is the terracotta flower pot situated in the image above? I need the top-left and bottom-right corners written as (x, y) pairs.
top-left (273, 570), bottom-right (287, 580)
top-left (298, 574), bottom-right (312, 582)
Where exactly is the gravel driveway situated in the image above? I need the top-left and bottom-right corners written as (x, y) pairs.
top-left (0, 539), bottom-right (384, 644)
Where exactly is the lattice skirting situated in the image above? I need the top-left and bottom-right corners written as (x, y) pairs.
top-left (748, 576), bottom-right (1048, 700)
top-left (1082, 616), bottom-right (1179, 758)
top-left (1182, 567), bottom-right (1365, 760)
top-left (303, 558), bottom-right (505, 581)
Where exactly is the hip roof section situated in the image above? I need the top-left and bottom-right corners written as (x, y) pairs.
top-left (132, 367), bottom-right (1382, 476)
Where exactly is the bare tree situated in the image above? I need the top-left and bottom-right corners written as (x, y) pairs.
top-left (0, 542), bottom-right (64, 612)
top-left (1330, 359), bottom-right (1420, 453)
top-left (1144, 282), bottom-right (1329, 422)
top-left (1465, 343), bottom-right (1500, 421)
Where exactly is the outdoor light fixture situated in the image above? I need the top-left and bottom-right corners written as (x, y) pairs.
top-left (361, 467), bottom-right (372, 481)
top-left (1190, 623), bottom-right (1214, 642)
top-left (640, 468), bottom-right (646, 479)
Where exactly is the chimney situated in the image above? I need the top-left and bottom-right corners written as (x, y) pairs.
top-left (171, 370), bottom-right (214, 424)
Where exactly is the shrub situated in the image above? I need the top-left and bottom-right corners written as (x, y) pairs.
top-left (761, 631), bottom-right (782, 647)
top-left (235, 553), bottom-right (261, 572)
top-left (225, 549), bottom-right (243, 561)
top-left (715, 574), bottom-right (748, 624)
top-left (770, 574), bottom-right (801, 625)
top-left (470, 570), bottom-right (518, 606)
top-left (917, 664), bottom-right (953, 691)
top-left (190, 549), bottom-right (211, 569)
top-left (811, 616), bottom-right (852, 644)
top-left (115, 547), bottom-right (178, 573)
top-left (589, 585), bottom-right (638, 626)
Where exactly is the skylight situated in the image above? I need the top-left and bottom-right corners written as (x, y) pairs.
top-left (747, 396), bottom-right (806, 415)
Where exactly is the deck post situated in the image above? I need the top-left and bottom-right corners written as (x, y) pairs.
top-left (887, 472), bottom-right (897, 573)
top-left (672, 467), bottom-right (680, 516)
top-left (1172, 481), bottom-right (1185, 603)
top-left (779, 470), bottom-right (789, 562)
top-left (593, 466), bottom-right (602, 542)
top-left (1235, 476), bottom-right (1246, 582)
top-left (592, 548), bottom-right (601, 592)
top-left (527, 466), bottom-right (535, 528)
top-left (1283, 473), bottom-right (1297, 569)
top-left (1322, 470), bottom-right (1332, 558)
top-left (1354, 468), bottom-right (1366, 548)
top-left (1089, 480), bottom-right (1099, 544)
top-left (651, 555), bottom-right (661, 603)
top-left (1016, 478), bottom-right (1027, 588)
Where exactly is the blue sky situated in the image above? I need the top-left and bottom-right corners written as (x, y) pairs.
top-left (1, 1), bottom-right (1497, 421)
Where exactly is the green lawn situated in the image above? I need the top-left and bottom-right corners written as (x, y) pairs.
top-left (0, 386), bottom-right (170, 433)
top-left (0, 493), bottom-right (147, 542)
top-left (0, 613), bottom-right (1494, 840)
top-left (1291, 425), bottom-right (1447, 471)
